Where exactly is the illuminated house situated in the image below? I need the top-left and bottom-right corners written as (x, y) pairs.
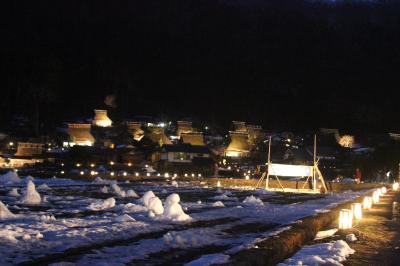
top-left (0, 142), bottom-right (45, 168)
top-left (126, 121), bottom-right (144, 141)
top-left (161, 144), bottom-right (211, 163)
top-left (92, 109), bottom-right (112, 127)
top-left (225, 131), bottom-right (250, 157)
top-left (180, 132), bottom-right (205, 146)
top-left (232, 121), bottom-right (247, 132)
top-left (176, 121), bottom-right (194, 136)
top-left (147, 126), bottom-right (172, 146)
top-left (67, 123), bottom-right (95, 146)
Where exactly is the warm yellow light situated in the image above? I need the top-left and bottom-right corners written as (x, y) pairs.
top-left (351, 203), bottom-right (362, 220)
top-left (191, 173), bottom-right (195, 177)
top-left (339, 209), bottom-right (353, 229)
top-left (164, 173), bottom-right (169, 178)
top-left (90, 171), bottom-right (96, 176)
top-left (135, 172), bottom-right (139, 177)
top-left (363, 197), bottom-right (372, 210)
top-left (110, 172), bottom-right (115, 176)
top-left (76, 163), bottom-right (81, 167)
top-left (80, 171), bottom-right (84, 175)
top-left (381, 187), bottom-right (387, 194)
top-left (128, 163), bottom-right (132, 167)
top-left (90, 163), bottom-right (95, 168)
top-left (393, 182), bottom-right (399, 191)
top-left (245, 175), bottom-right (250, 180)
top-left (9, 142), bottom-right (14, 146)
top-left (198, 174), bottom-right (201, 177)
top-left (123, 172), bottom-right (127, 176)
top-left (146, 173), bottom-right (150, 177)
top-left (61, 170), bottom-right (65, 174)
top-left (110, 161), bottom-right (114, 165)
top-left (226, 151), bottom-right (240, 157)
top-left (145, 164), bottom-right (148, 168)
top-left (157, 173), bottom-right (161, 177)
top-left (217, 181), bottom-right (221, 187)
top-left (174, 173), bottom-right (178, 177)
top-left (61, 163), bottom-right (64, 167)
top-left (184, 173), bottom-right (188, 177)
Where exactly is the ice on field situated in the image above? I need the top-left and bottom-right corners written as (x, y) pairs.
top-left (21, 180), bottom-right (41, 205)
top-left (88, 197), bottom-right (116, 211)
top-left (242, 195), bottom-right (264, 206)
top-left (278, 240), bottom-right (355, 266)
top-left (163, 193), bottom-right (192, 222)
top-left (8, 188), bottom-right (20, 197)
top-left (0, 201), bottom-right (15, 219)
top-left (0, 171), bottom-right (21, 184)
top-left (115, 214), bottom-right (136, 222)
top-left (212, 201), bottom-right (225, 207)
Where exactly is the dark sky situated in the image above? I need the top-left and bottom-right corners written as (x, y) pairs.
top-left (1, 0), bottom-right (400, 133)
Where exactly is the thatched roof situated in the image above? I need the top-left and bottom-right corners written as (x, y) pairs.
top-left (180, 132), bottom-right (205, 146)
top-left (68, 123), bottom-right (95, 144)
top-left (226, 132), bottom-right (250, 152)
top-left (176, 121), bottom-right (193, 136)
top-left (92, 109), bottom-right (112, 127)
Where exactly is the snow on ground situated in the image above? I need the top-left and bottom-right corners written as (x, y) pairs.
top-left (0, 175), bottom-right (370, 265)
top-left (21, 180), bottom-right (41, 205)
top-left (277, 240), bottom-right (355, 266)
top-left (184, 253), bottom-right (230, 266)
top-left (314, 228), bottom-right (338, 240)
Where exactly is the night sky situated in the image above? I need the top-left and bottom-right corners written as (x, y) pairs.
top-left (1, 0), bottom-right (400, 133)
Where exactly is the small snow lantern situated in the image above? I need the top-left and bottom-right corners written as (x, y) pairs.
top-left (372, 191), bottom-right (380, 204)
top-left (393, 182), bottom-right (399, 191)
top-left (363, 196), bottom-right (372, 210)
top-left (351, 203), bottom-right (362, 220)
top-left (339, 209), bottom-right (353, 229)
top-left (381, 187), bottom-right (387, 194)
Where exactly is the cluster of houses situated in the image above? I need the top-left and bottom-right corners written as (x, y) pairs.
top-left (0, 108), bottom-right (399, 180)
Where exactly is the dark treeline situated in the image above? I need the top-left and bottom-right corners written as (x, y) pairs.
top-left (1, 0), bottom-right (400, 134)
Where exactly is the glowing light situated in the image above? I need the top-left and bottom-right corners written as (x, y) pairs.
top-left (9, 142), bottom-right (14, 146)
top-left (146, 173), bottom-right (150, 177)
top-left (339, 209), bottom-right (353, 229)
top-left (198, 174), bottom-right (202, 177)
top-left (338, 135), bottom-right (354, 148)
top-left (191, 173), bottom-right (195, 177)
top-left (135, 172), bottom-right (139, 177)
top-left (363, 197), bottom-right (372, 210)
top-left (76, 163), bottom-right (81, 167)
top-left (226, 151), bottom-right (240, 157)
top-left (90, 163), bottom-right (95, 168)
top-left (393, 182), bottom-right (399, 191)
top-left (90, 171), bottom-right (96, 176)
top-left (61, 163), bottom-right (64, 167)
top-left (157, 173), bottom-right (161, 177)
top-left (217, 181), bottom-right (221, 187)
top-left (80, 171), bottom-right (84, 175)
top-left (128, 163), bottom-right (132, 167)
top-left (61, 171), bottom-right (65, 174)
top-left (372, 191), bottom-right (380, 204)
top-left (351, 203), bottom-right (362, 220)
top-left (164, 173), bottom-right (169, 178)
top-left (184, 173), bottom-right (188, 177)
top-left (110, 172), bottom-right (115, 176)
top-left (174, 173), bottom-right (178, 177)
top-left (268, 163), bottom-right (313, 177)
top-left (123, 172), bottom-right (127, 176)
top-left (245, 175), bottom-right (250, 180)
top-left (381, 187), bottom-right (387, 194)
top-left (110, 161), bottom-right (114, 165)
top-left (145, 164), bottom-right (148, 168)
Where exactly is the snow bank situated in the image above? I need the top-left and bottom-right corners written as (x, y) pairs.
top-left (163, 193), bottom-right (191, 222)
top-left (115, 214), bottom-right (136, 222)
top-left (88, 197), bottom-right (116, 211)
top-left (211, 193), bottom-right (237, 201)
top-left (242, 195), bottom-right (264, 206)
top-left (37, 215), bottom-right (56, 222)
top-left (212, 201), bottom-right (225, 207)
top-left (163, 229), bottom-right (215, 248)
top-left (278, 240), bottom-right (355, 266)
top-left (21, 180), bottom-right (41, 205)
top-left (126, 189), bottom-right (139, 198)
top-left (0, 201), bottom-right (15, 219)
top-left (185, 254), bottom-right (230, 266)
top-left (171, 180), bottom-right (178, 187)
top-left (0, 171), bottom-right (21, 184)
top-left (314, 228), bottom-right (338, 240)
top-left (8, 188), bottom-right (20, 197)
top-left (120, 203), bottom-right (147, 213)
top-left (140, 191), bottom-right (156, 207)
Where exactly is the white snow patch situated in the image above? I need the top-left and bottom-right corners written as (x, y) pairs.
top-left (171, 180), bottom-right (179, 187)
top-left (88, 197), bottom-right (116, 211)
top-left (115, 214), bottom-right (136, 222)
top-left (163, 229), bottom-right (216, 248)
top-left (0, 171), bottom-right (21, 184)
top-left (314, 228), bottom-right (338, 240)
top-left (126, 189), bottom-right (139, 198)
top-left (111, 183), bottom-right (126, 197)
top-left (212, 201), bottom-right (225, 207)
top-left (185, 254), bottom-right (230, 266)
top-left (0, 201), bottom-right (15, 219)
top-left (100, 186), bottom-right (109, 193)
top-left (37, 183), bottom-right (51, 190)
top-left (21, 180), bottom-right (41, 205)
top-left (278, 240), bottom-right (355, 266)
top-left (163, 193), bottom-right (192, 222)
top-left (242, 195), bottom-right (264, 206)
top-left (140, 191), bottom-right (157, 207)
top-left (148, 196), bottom-right (164, 216)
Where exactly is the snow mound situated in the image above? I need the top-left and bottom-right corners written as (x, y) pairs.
top-left (211, 193), bottom-right (237, 201)
top-left (148, 196), bottom-right (164, 216)
top-left (115, 214), bottom-right (135, 222)
top-left (212, 201), bottom-right (225, 207)
top-left (38, 215), bottom-right (56, 222)
top-left (242, 195), bottom-right (264, 206)
top-left (126, 189), bottom-right (139, 198)
top-left (26, 175), bottom-right (35, 181)
top-left (100, 186), bottom-right (109, 193)
top-left (8, 188), bottom-right (20, 197)
top-left (37, 184), bottom-right (51, 190)
top-left (111, 184), bottom-right (126, 197)
top-left (0, 171), bottom-right (21, 184)
top-left (171, 180), bottom-right (178, 187)
top-left (0, 201), bottom-right (15, 219)
top-left (314, 228), bottom-right (338, 240)
top-left (163, 193), bottom-right (192, 222)
top-left (88, 197), bottom-right (116, 211)
top-left (21, 180), bottom-right (41, 205)
top-left (93, 176), bottom-right (111, 184)
top-left (278, 240), bottom-right (355, 266)
top-left (121, 203), bottom-right (147, 213)
top-left (161, 189), bottom-right (168, 194)
top-left (140, 191), bottom-right (156, 207)
top-left (255, 189), bottom-right (276, 195)
top-left (184, 254), bottom-right (230, 266)
top-left (163, 229), bottom-right (215, 248)
top-left (346, 234), bottom-right (357, 242)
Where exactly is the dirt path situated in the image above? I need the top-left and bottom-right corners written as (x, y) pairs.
top-left (343, 190), bottom-right (400, 266)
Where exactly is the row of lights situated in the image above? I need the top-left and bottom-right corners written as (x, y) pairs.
top-left (339, 185), bottom-right (389, 229)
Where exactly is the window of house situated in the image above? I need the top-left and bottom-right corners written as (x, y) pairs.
top-left (173, 152), bottom-right (190, 161)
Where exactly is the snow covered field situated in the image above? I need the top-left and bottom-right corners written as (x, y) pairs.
top-left (0, 171), bottom-right (368, 266)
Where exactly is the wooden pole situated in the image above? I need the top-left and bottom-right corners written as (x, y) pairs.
top-left (313, 134), bottom-right (317, 191)
top-left (266, 136), bottom-right (272, 190)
